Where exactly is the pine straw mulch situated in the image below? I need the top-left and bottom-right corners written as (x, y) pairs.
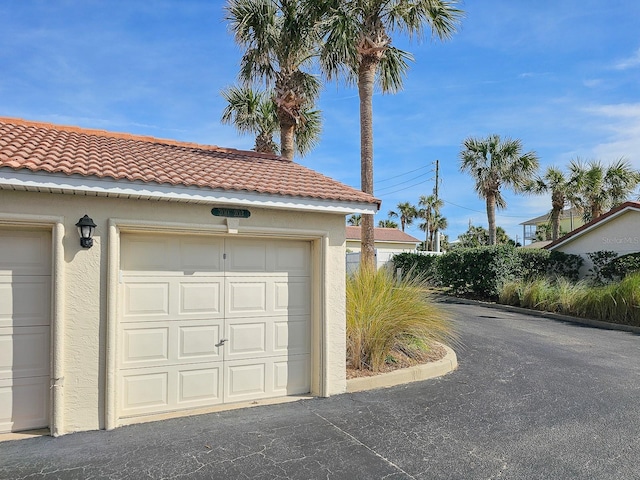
top-left (346, 343), bottom-right (447, 379)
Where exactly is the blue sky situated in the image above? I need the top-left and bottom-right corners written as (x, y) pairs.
top-left (2, 1), bottom-right (639, 244)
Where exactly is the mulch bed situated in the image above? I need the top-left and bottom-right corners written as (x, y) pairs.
top-left (346, 343), bottom-right (447, 379)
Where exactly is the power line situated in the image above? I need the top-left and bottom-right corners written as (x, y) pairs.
top-left (377, 180), bottom-right (430, 197)
top-left (374, 164), bottom-right (432, 185)
top-left (441, 198), bottom-right (542, 219)
top-left (375, 172), bottom-right (432, 193)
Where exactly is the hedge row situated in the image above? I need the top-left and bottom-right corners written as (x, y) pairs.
top-left (392, 246), bottom-right (583, 299)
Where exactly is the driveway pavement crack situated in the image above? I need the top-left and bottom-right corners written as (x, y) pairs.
top-left (308, 409), bottom-right (416, 480)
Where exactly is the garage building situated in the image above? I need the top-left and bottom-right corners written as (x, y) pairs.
top-left (0, 117), bottom-right (379, 436)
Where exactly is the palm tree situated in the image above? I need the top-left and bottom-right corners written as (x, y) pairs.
top-left (430, 212), bottom-right (448, 250)
top-left (418, 194), bottom-right (443, 250)
top-left (220, 86), bottom-right (279, 154)
top-left (312, 0), bottom-right (463, 268)
top-left (459, 135), bottom-right (539, 245)
top-left (568, 159), bottom-right (640, 222)
top-left (388, 202), bottom-right (417, 232)
top-left (525, 166), bottom-right (572, 241)
top-left (378, 219), bottom-right (398, 228)
top-left (221, 85), bottom-right (322, 156)
top-left (225, 0), bottom-right (322, 160)
top-left (347, 214), bottom-right (362, 226)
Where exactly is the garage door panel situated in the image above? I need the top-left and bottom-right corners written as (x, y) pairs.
top-left (226, 321), bottom-right (267, 359)
top-left (273, 356), bottom-right (310, 395)
top-left (119, 363), bottom-right (223, 417)
top-left (224, 362), bottom-right (266, 401)
top-left (123, 282), bottom-right (170, 318)
top-left (273, 242), bottom-right (310, 275)
top-left (226, 240), bottom-right (267, 272)
top-left (226, 277), bottom-right (309, 318)
top-left (179, 325), bottom-right (221, 360)
top-left (180, 281), bottom-right (221, 315)
top-left (0, 277), bottom-right (50, 328)
top-left (120, 370), bottom-right (169, 415)
top-left (0, 326), bottom-right (50, 379)
top-left (122, 327), bottom-right (169, 365)
top-left (0, 377), bottom-right (49, 432)
top-left (123, 277), bottom-right (224, 321)
top-left (179, 238), bottom-right (224, 272)
top-left (226, 280), bottom-right (267, 315)
top-left (121, 234), bottom-right (224, 273)
top-left (0, 230), bottom-right (50, 275)
top-left (274, 279), bottom-right (310, 314)
top-left (273, 317), bottom-right (310, 355)
top-left (120, 321), bottom-right (223, 368)
top-left (178, 367), bottom-right (221, 405)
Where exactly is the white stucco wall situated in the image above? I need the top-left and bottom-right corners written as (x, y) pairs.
top-left (0, 189), bottom-right (348, 434)
top-left (551, 209), bottom-right (640, 276)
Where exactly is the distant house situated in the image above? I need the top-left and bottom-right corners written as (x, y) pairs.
top-left (520, 207), bottom-right (584, 246)
top-left (545, 202), bottom-right (640, 276)
top-left (345, 226), bottom-right (421, 272)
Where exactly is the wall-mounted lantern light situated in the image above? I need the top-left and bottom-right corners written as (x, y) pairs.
top-left (75, 215), bottom-right (96, 248)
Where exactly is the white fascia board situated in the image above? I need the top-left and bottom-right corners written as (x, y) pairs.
top-left (0, 169), bottom-right (378, 215)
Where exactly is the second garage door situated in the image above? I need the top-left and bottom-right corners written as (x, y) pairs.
top-left (117, 233), bottom-right (311, 421)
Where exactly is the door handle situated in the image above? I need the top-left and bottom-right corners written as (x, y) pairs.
top-left (215, 338), bottom-right (228, 347)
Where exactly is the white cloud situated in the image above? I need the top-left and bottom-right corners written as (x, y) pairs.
top-left (583, 103), bottom-right (640, 165)
top-left (613, 48), bottom-right (640, 70)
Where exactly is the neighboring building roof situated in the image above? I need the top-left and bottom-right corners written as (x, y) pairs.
top-left (346, 226), bottom-right (421, 244)
top-left (545, 201), bottom-right (640, 250)
top-left (520, 207), bottom-right (582, 226)
top-left (0, 117), bottom-right (380, 213)
top-left (521, 240), bottom-right (553, 249)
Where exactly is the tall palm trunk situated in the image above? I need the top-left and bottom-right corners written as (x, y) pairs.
top-left (358, 57), bottom-right (377, 270)
top-left (279, 121), bottom-right (296, 160)
top-left (550, 192), bottom-right (564, 241)
top-left (486, 193), bottom-right (497, 245)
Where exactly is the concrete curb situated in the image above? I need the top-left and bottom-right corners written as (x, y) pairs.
top-left (346, 344), bottom-right (458, 393)
top-left (438, 296), bottom-right (640, 335)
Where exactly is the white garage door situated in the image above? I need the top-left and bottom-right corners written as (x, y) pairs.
top-left (117, 233), bottom-right (311, 420)
top-left (0, 228), bottom-right (51, 433)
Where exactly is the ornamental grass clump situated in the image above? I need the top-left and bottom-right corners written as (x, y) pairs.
top-left (579, 272), bottom-right (640, 326)
top-left (346, 266), bottom-right (455, 372)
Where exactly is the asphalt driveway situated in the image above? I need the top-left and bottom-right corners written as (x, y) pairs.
top-left (2, 302), bottom-right (639, 479)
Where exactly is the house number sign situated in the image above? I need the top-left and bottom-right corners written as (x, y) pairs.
top-left (211, 207), bottom-right (251, 219)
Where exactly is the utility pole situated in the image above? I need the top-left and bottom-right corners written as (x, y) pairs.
top-left (434, 159), bottom-right (441, 252)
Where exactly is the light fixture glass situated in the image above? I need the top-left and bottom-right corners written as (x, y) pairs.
top-left (75, 215), bottom-right (96, 248)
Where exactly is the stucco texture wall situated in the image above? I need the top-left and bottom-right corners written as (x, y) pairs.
top-left (0, 189), bottom-right (348, 434)
top-left (553, 210), bottom-right (640, 276)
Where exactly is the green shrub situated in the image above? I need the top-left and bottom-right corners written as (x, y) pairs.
top-left (546, 250), bottom-right (583, 281)
top-left (391, 252), bottom-right (440, 283)
top-left (438, 245), bottom-right (520, 299)
top-left (514, 249), bottom-right (583, 281)
top-left (515, 249), bottom-right (551, 279)
top-left (346, 266), bottom-right (455, 371)
top-left (601, 252), bottom-right (640, 281)
top-left (587, 250), bottom-right (618, 285)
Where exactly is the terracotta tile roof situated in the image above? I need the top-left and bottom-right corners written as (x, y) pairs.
top-left (346, 226), bottom-right (421, 243)
top-left (0, 117), bottom-right (380, 207)
top-left (545, 201), bottom-right (640, 250)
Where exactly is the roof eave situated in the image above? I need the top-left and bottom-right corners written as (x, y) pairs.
top-left (0, 169), bottom-right (379, 215)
